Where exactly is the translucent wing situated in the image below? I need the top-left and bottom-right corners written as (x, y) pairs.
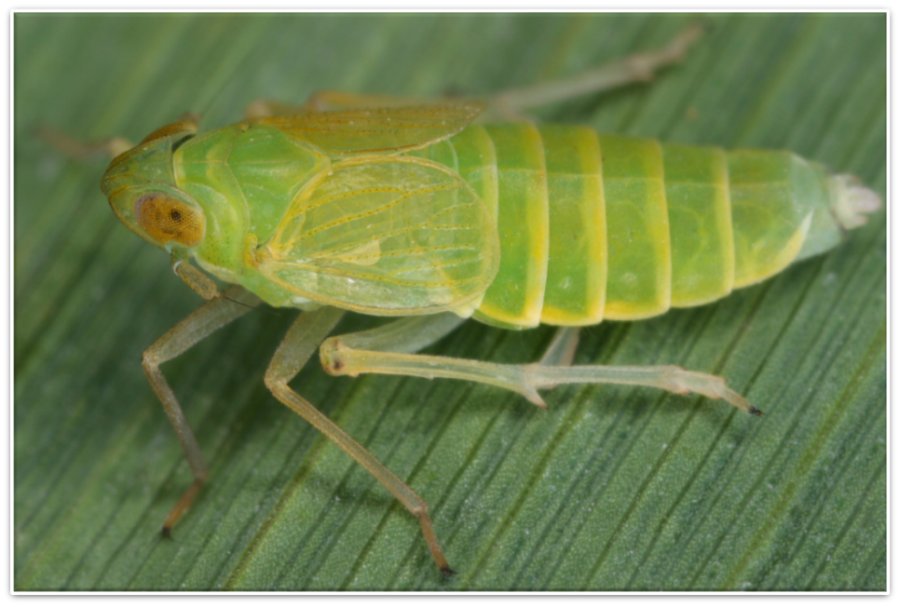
top-left (256, 156), bottom-right (498, 316)
top-left (252, 101), bottom-right (483, 155)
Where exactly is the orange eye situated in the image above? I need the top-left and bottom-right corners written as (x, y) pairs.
top-left (134, 193), bottom-right (204, 247)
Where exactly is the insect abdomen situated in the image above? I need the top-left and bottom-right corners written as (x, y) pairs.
top-left (430, 124), bottom-right (875, 329)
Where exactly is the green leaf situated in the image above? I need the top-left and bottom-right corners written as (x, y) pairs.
top-left (14, 13), bottom-right (885, 591)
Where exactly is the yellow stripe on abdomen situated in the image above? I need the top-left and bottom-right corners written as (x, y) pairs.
top-left (474, 124), bottom-right (549, 329)
top-left (598, 135), bottom-right (672, 320)
top-left (539, 125), bottom-right (607, 326)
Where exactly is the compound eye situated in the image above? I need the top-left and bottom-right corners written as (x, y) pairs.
top-left (134, 193), bottom-right (204, 247)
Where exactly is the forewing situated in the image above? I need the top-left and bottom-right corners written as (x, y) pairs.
top-left (252, 102), bottom-right (483, 155)
top-left (258, 156), bottom-right (498, 315)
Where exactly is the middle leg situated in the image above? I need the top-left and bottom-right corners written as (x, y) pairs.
top-left (264, 309), bottom-right (463, 574)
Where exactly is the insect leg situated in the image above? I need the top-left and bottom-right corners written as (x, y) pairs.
top-left (246, 24), bottom-right (701, 122)
top-left (321, 316), bottom-right (759, 415)
top-left (484, 23), bottom-right (703, 118)
top-left (321, 315), bottom-right (546, 408)
top-left (142, 287), bottom-right (259, 535)
top-left (539, 328), bottom-right (581, 366)
top-left (321, 313), bottom-right (465, 355)
top-left (265, 309), bottom-right (457, 575)
top-left (172, 257), bottom-right (221, 301)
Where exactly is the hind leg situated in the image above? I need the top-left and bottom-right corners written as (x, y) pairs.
top-left (320, 314), bottom-right (759, 415)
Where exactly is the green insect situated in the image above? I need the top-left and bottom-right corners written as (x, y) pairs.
top-left (81, 27), bottom-right (880, 575)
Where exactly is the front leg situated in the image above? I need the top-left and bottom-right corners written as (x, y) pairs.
top-left (141, 286), bottom-right (259, 535)
top-left (171, 255), bottom-right (220, 301)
